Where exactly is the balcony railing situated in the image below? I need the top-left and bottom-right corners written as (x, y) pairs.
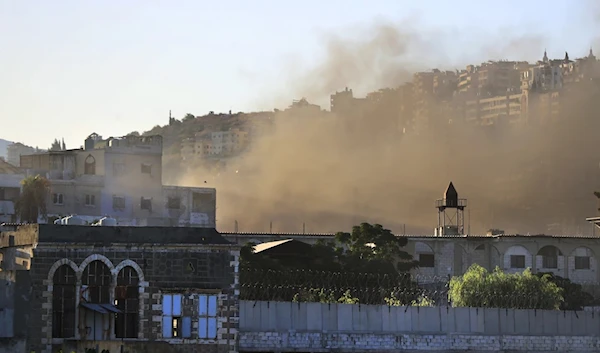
top-left (436, 198), bottom-right (467, 208)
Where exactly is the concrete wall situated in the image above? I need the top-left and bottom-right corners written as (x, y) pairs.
top-left (239, 300), bottom-right (600, 352)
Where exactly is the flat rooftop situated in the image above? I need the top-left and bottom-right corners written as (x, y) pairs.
top-left (0, 224), bottom-right (233, 247)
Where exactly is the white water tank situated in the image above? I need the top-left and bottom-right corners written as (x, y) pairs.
top-left (63, 215), bottom-right (85, 226)
top-left (98, 217), bottom-right (117, 226)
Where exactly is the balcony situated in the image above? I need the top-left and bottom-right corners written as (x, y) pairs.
top-left (435, 198), bottom-right (467, 209)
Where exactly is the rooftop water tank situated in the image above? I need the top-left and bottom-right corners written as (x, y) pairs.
top-left (98, 217), bottom-right (117, 227)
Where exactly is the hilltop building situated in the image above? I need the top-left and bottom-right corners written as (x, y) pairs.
top-left (19, 133), bottom-right (216, 227)
top-left (6, 142), bottom-right (38, 167)
top-left (0, 158), bottom-right (24, 223)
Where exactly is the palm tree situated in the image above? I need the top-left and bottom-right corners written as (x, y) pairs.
top-left (15, 175), bottom-right (51, 223)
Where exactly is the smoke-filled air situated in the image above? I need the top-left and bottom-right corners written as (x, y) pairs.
top-left (169, 18), bottom-right (600, 235)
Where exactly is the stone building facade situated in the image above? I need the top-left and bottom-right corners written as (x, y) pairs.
top-left (0, 224), bottom-right (240, 353)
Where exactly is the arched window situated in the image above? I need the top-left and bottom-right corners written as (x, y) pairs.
top-left (538, 246), bottom-right (563, 269)
top-left (82, 260), bottom-right (111, 303)
top-left (115, 266), bottom-right (139, 338)
top-left (84, 154), bottom-right (96, 175)
top-left (52, 265), bottom-right (77, 338)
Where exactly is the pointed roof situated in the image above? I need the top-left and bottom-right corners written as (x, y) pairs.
top-left (543, 49), bottom-right (549, 62)
top-left (444, 182), bottom-right (458, 200)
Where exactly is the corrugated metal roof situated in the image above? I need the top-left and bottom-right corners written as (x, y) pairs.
top-left (253, 239), bottom-right (295, 253)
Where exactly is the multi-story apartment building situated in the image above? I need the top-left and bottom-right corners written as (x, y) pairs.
top-left (20, 133), bottom-right (216, 227)
top-left (199, 129), bottom-right (249, 158)
top-left (0, 158), bottom-right (23, 223)
top-left (412, 70), bottom-right (458, 132)
top-left (464, 93), bottom-right (524, 125)
top-left (6, 142), bottom-right (38, 167)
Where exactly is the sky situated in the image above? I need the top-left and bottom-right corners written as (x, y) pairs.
top-left (0, 0), bottom-right (598, 149)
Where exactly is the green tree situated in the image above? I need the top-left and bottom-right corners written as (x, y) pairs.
top-left (449, 264), bottom-right (563, 310)
top-left (15, 175), bottom-right (51, 223)
top-left (335, 222), bottom-right (418, 273)
top-left (536, 272), bottom-right (597, 310)
top-left (240, 223), bottom-right (421, 304)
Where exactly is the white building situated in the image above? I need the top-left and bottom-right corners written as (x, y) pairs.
top-left (0, 159), bottom-right (24, 223)
top-left (20, 133), bottom-right (216, 227)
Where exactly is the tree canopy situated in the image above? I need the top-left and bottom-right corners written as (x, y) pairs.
top-left (449, 264), bottom-right (563, 310)
top-left (240, 222), bottom-right (422, 304)
top-left (15, 175), bottom-right (51, 223)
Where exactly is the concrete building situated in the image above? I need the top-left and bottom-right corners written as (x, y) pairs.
top-left (0, 159), bottom-right (23, 223)
top-left (464, 93), bottom-right (524, 125)
top-left (0, 223), bottom-right (240, 353)
top-left (6, 143), bottom-right (37, 167)
top-left (19, 133), bottom-right (216, 227)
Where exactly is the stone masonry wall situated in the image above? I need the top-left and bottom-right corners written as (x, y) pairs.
top-left (26, 244), bottom-right (237, 353)
top-left (239, 331), bottom-right (600, 352)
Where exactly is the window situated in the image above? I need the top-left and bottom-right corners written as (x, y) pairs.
top-left (543, 255), bottom-right (558, 269)
top-left (115, 266), bottom-right (139, 338)
top-left (162, 294), bottom-right (191, 339)
top-left (0, 187), bottom-right (4, 200)
top-left (198, 294), bottom-right (218, 339)
top-left (113, 196), bottom-right (125, 210)
top-left (141, 163), bottom-right (152, 174)
top-left (140, 197), bottom-right (152, 211)
top-left (418, 254), bottom-right (435, 268)
top-left (510, 255), bottom-right (526, 269)
top-left (53, 193), bottom-right (64, 205)
top-left (538, 246), bottom-right (561, 269)
top-left (575, 256), bottom-right (591, 270)
top-left (84, 155), bottom-right (96, 175)
top-left (81, 261), bottom-right (111, 304)
top-left (85, 194), bottom-right (96, 207)
top-left (52, 265), bottom-right (76, 338)
top-left (113, 162), bottom-right (125, 177)
top-left (167, 196), bottom-right (181, 209)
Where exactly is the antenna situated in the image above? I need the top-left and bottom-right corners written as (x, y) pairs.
top-left (269, 221), bottom-right (273, 233)
top-left (302, 222), bottom-right (306, 234)
top-left (234, 220), bottom-right (238, 233)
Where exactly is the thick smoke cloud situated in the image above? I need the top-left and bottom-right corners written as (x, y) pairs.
top-left (178, 19), bottom-right (600, 235)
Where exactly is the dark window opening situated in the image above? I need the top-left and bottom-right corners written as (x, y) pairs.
top-left (82, 261), bottom-right (111, 304)
top-left (418, 253), bottom-right (435, 268)
top-left (141, 163), bottom-right (152, 174)
top-left (0, 188), bottom-right (4, 200)
top-left (140, 197), bottom-right (152, 211)
top-left (85, 194), bottom-right (95, 207)
top-left (167, 196), bottom-right (181, 209)
top-left (53, 193), bottom-right (64, 205)
top-left (113, 196), bottom-right (125, 210)
top-left (538, 246), bottom-right (562, 269)
top-left (543, 256), bottom-right (558, 269)
top-left (115, 266), bottom-right (139, 338)
top-left (192, 192), bottom-right (214, 213)
top-left (84, 155), bottom-right (96, 175)
top-left (510, 255), bottom-right (526, 269)
top-left (575, 256), bottom-right (591, 270)
top-left (52, 265), bottom-right (76, 338)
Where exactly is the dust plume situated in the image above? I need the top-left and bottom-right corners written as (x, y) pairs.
top-left (177, 20), bottom-right (600, 235)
